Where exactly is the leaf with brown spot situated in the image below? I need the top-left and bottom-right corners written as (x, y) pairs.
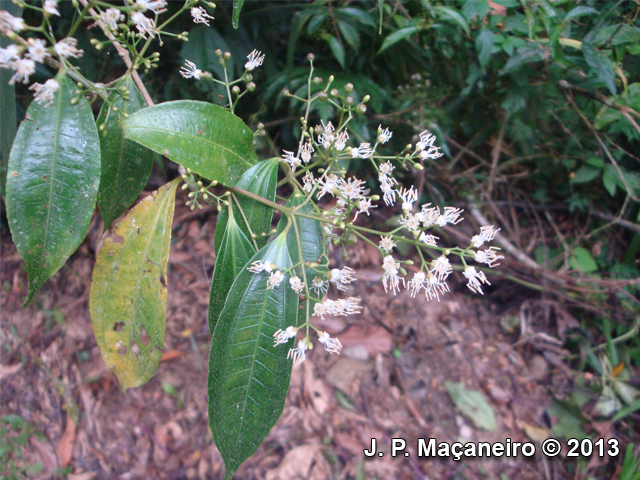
top-left (90, 178), bottom-right (180, 391)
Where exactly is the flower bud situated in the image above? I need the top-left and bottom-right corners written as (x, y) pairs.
top-left (306, 53), bottom-right (315, 62)
top-left (405, 260), bottom-right (414, 265)
top-left (215, 49), bottom-right (223, 57)
top-left (330, 88), bottom-right (339, 98)
top-left (182, 184), bottom-right (189, 190)
top-left (371, 194), bottom-right (380, 201)
top-left (232, 85), bottom-right (240, 95)
top-left (400, 267), bottom-right (407, 276)
top-left (283, 89), bottom-right (290, 96)
top-left (246, 82), bottom-right (256, 92)
top-left (345, 96), bottom-right (354, 106)
top-left (328, 75), bottom-right (334, 83)
top-left (223, 51), bottom-right (231, 61)
top-left (244, 73), bottom-right (253, 82)
top-left (363, 94), bottom-right (370, 102)
top-left (313, 76), bottom-right (323, 85)
top-left (414, 163), bottom-right (424, 170)
top-left (357, 104), bottom-right (366, 114)
top-left (317, 168), bottom-right (325, 174)
top-left (345, 234), bottom-right (358, 245)
top-left (345, 83), bottom-right (354, 93)
top-left (318, 91), bottom-right (328, 102)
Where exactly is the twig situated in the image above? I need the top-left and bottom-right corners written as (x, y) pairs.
top-left (559, 80), bottom-right (640, 121)
top-left (487, 114), bottom-right (507, 197)
top-left (77, 0), bottom-right (154, 107)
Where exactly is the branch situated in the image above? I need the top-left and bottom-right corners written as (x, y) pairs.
top-left (77, 0), bottom-right (154, 107)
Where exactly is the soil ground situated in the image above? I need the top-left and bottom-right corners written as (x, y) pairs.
top-left (0, 190), bottom-right (594, 480)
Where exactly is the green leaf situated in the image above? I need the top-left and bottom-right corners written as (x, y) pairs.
top-left (97, 78), bottom-right (153, 229)
top-left (592, 24), bottom-right (640, 47)
top-left (378, 26), bottom-right (422, 54)
top-left (0, 1), bottom-right (20, 199)
top-left (564, 6), bottom-right (599, 22)
top-left (208, 206), bottom-right (255, 335)
top-left (326, 35), bottom-right (346, 69)
top-left (444, 381), bottom-right (496, 431)
top-left (276, 191), bottom-right (327, 312)
top-left (602, 164), bottom-right (617, 196)
top-left (583, 42), bottom-right (617, 95)
top-left (537, 0), bottom-right (556, 17)
top-left (434, 6), bottom-right (470, 36)
top-left (547, 399), bottom-right (587, 439)
top-left (232, 0), bottom-right (244, 29)
top-left (214, 157), bottom-right (279, 254)
top-left (122, 100), bottom-right (257, 186)
top-left (208, 233), bottom-right (297, 480)
top-left (571, 165), bottom-right (601, 184)
top-left (475, 29), bottom-right (495, 67)
top-left (461, 0), bottom-right (489, 21)
top-left (6, 74), bottom-right (100, 306)
top-left (90, 178), bottom-right (181, 391)
top-left (500, 43), bottom-right (547, 74)
top-left (569, 247), bottom-right (598, 273)
top-left (337, 20), bottom-right (361, 52)
top-left (276, 192), bottom-right (324, 264)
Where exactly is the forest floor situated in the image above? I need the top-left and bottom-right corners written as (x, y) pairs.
top-left (0, 188), bottom-right (614, 480)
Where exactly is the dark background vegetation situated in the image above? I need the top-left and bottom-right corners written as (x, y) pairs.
top-left (2, 1), bottom-right (640, 479)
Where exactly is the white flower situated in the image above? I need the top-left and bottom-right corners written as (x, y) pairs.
top-left (380, 177), bottom-right (397, 206)
top-left (474, 247), bottom-right (504, 268)
top-left (351, 143), bottom-right (373, 159)
top-left (431, 255), bottom-right (452, 281)
top-left (463, 266), bottom-right (490, 295)
top-left (419, 232), bottom-right (438, 246)
top-left (131, 11), bottom-right (156, 38)
top-left (408, 271), bottom-right (426, 298)
top-left (180, 59), bottom-right (202, 79)
top-left (287, 340), bottom-right (307, 366)
top-left (398, 186), bottom-right (418, 213)
top-left (191, 6), bottom-right (214, 26)
top-left (9, 58), bottom-right (35, 85)
top-left (267, 271), bottom-right (285, 289)
top-left (136, 0), bottom-right (168, 14)
top-left (44, 0), bottom-right (60, 16)
top-left (379, 236), bottom-right (396, 253)
top-left (435, 207), bottom-right (464, 226)
top-left (282, 150), bottom-right (300, 168)
top-left (302, 172), bottom-right (314, 193)
top-left (0, 11), bottom-right (25, 34)
top-left (316, 175), bottom-right (340, 199)
top-left (318, 331), bottom-right (342, 354)
top-left (331, 297), bottom-right (362, 316)
top-left (379, 161), bottom-right (394, 176)
top-left (0, 44), bottom-right (20, 68)
top-left (248, 261), bottom-right (274, 273)
top-left (420, 205), bottom-right (440, 227)
top-left (289, 276), bottom-right (305, 294)
top-left (399, 213), bottom-right (421, 233)
top-left (334, 130), bottom-right (349, 151)
top-left (101, 8), bottom-right (124, 29)
top-left (313, 301), bottom-right (329, 319)
top-left (416, 130), bottom-right (437, 151)
top-left (317, 121), bottom-right (335, 149)
top-left (274, 326), bottom-right (297, 346)
top-left (416, 130), bottom-right (444, 160)
top-left (354, 198), bottom-right (376, 221)
top-left (26, 38), bottom-right (49, 63)
top-left (425, 273), bottom-right (449, 301)
top-left (340, 177), bottom-right (365, 201)
top-left (470, 225), bottom-right (500, 248)
top-left (311, 276), bottom-right (327, 295)
top-left (245, 49), bottom-right (265, 71)
top-left (382, 255), bottom-right (404, 295)
top-left (29, 79), bottom-right (59, 107)
top-left (378, 125), bottom-right (392, 144)
top-left (54, 38), bottom-right (83, 59)
top-left (329, 267), bottom-right (355, 292)
top-left (300, 142), bottom-right (314, 163)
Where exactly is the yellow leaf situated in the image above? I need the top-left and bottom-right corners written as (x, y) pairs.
top-left (90, 178), bottom-right (181, 391)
